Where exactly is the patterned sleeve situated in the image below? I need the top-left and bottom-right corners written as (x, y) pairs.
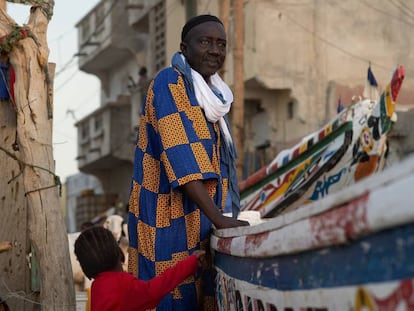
top-left (150, 69), bottom-right (220, 189)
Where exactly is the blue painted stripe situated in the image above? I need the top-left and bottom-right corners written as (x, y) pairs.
top-left (214, 222), bottom-right (414, 290)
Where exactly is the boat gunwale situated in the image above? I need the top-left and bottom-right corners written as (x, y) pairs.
top-left (214, 154), bottom-right (414, 242)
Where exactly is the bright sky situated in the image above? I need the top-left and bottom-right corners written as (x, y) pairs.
top-left (7, 1), bottom-right (101, 183)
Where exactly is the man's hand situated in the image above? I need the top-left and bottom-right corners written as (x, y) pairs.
top-left (181, 180), bottom-right (250, 230)
top-left (215, 215), bottom-right (249, 230)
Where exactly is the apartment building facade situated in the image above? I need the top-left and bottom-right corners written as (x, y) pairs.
top-left (75, 0), bottom-right (414, 208)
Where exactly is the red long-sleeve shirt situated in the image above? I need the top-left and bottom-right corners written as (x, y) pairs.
top-left (91, 255), bottom-right (198, 311)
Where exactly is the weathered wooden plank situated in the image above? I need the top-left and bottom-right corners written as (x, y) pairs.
top-left (0, 102), bottom-right (33, 310)
top-left (0, 2), bottom-right (74, 310)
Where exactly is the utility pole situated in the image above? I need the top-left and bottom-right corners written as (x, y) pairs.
top-left (232, 0), bottom-right (245, 179)
top-left (219, 0), bottom-right (230, 35)
top-left (219, 0), bottom-right (230, 79)
top-left (0, 1), bottom-right (75, 310)
top-left (184, 0), bottom-right (197, 21)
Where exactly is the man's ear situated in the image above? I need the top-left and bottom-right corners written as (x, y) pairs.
top-left (180, 42), bottom-right (187, 54)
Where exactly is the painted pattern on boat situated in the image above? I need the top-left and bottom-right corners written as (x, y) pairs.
top-left (239, 66), bottom-right (405, 218)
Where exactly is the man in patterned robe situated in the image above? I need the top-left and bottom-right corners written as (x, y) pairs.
top-left (128, 14), bottom-right (248, 310)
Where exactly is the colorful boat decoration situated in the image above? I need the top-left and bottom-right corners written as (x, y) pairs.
top-left (211, 66), bottom-right (413, 310)
top-left (213, 155), bottom-right (414, 310)
top-left (239, 65), bottom-right (405, 218)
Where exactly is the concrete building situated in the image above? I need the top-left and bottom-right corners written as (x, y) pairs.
top-left (75, 0), bottom-right (414, 207)
top-left (65, 173), bottom-right (104, 232)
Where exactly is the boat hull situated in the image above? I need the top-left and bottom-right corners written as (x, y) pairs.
top-left (213, 150), bottom-right (414, 310)
top-left (216, 223), bottom-right (414, 310)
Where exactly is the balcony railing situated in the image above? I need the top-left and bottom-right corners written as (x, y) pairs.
top-left (76, 0), bottom-right (143, 75)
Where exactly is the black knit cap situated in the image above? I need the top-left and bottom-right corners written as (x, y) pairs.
top-left (181, 14), bottom-right (224, 42)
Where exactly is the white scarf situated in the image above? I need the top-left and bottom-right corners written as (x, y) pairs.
top-left (190, 68), bottom-right (234, 145)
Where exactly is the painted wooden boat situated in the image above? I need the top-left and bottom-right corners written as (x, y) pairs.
top-left (239, 66), bottom-right (405, 218)
top-left (212, 66), bottom-right (413, 310)
top-left (213, 155), bottom-right (414, 310)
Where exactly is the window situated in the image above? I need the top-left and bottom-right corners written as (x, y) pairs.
top-left (81, 123), bottom-right (89, 141)
top-left (287, 99), bottom-right (296, 120)
top-left (95, 2), bottom-right (106, 34)
top-left (81, 19), bottom-right (90, 43)
top-left (153, 2), bottom-right (166, 71)
top-left (94, 116), bottom-right (102, 131)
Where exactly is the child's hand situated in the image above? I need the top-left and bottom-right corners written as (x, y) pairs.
top-left (193, 250), bottom-right (205, 259)
top-left (192, 250), bottom-right (206, 266)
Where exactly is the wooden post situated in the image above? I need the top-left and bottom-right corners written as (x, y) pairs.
top-left (185, 0), bottom-right (197, 20)
top-left (219, 0), bottom-right (230, 78)
top-left (0, 1), bottom-right (75, 310)
top-left (219, 0), bottom-right (230, 36)
top-left (232, 0), bottom-right (245, 179)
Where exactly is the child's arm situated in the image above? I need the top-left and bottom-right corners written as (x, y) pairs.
top-left (127, 252), bottom-right (204, 309)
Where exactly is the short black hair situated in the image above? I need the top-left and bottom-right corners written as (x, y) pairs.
top-left (74, 226), bottom-right (123, 279)
top-left (181, 14), bottom-right (223, 42)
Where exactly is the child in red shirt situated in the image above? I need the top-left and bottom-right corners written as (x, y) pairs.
top-left (74, 226), bottom-right (204, 311)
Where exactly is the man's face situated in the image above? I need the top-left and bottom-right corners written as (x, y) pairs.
top-left (180, 21), bottom-right (227, 81)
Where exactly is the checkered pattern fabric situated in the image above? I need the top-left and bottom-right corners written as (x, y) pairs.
top-left (128, 67), bottom-right (228, 310)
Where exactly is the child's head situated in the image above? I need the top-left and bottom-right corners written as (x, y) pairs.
top-left (74, 226), bottom-right (124, 279)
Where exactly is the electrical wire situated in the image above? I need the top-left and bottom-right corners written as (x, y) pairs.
top-left (360, 0), bottom-right (414, 28)
top-left (279, 9), bottom-right (390, 71)
top-left (79, 0), bottom-right (119, 49)
top-left (396, 0), bottom-right (414, 17)
top-left (54, 68), bottom-right (79, 93)
top-left (53, 1), bottom-right (118, 80)
top-left (389, 0), bottom-right (414, 21)
top-left (55, 56), bottom-right (77, 77)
